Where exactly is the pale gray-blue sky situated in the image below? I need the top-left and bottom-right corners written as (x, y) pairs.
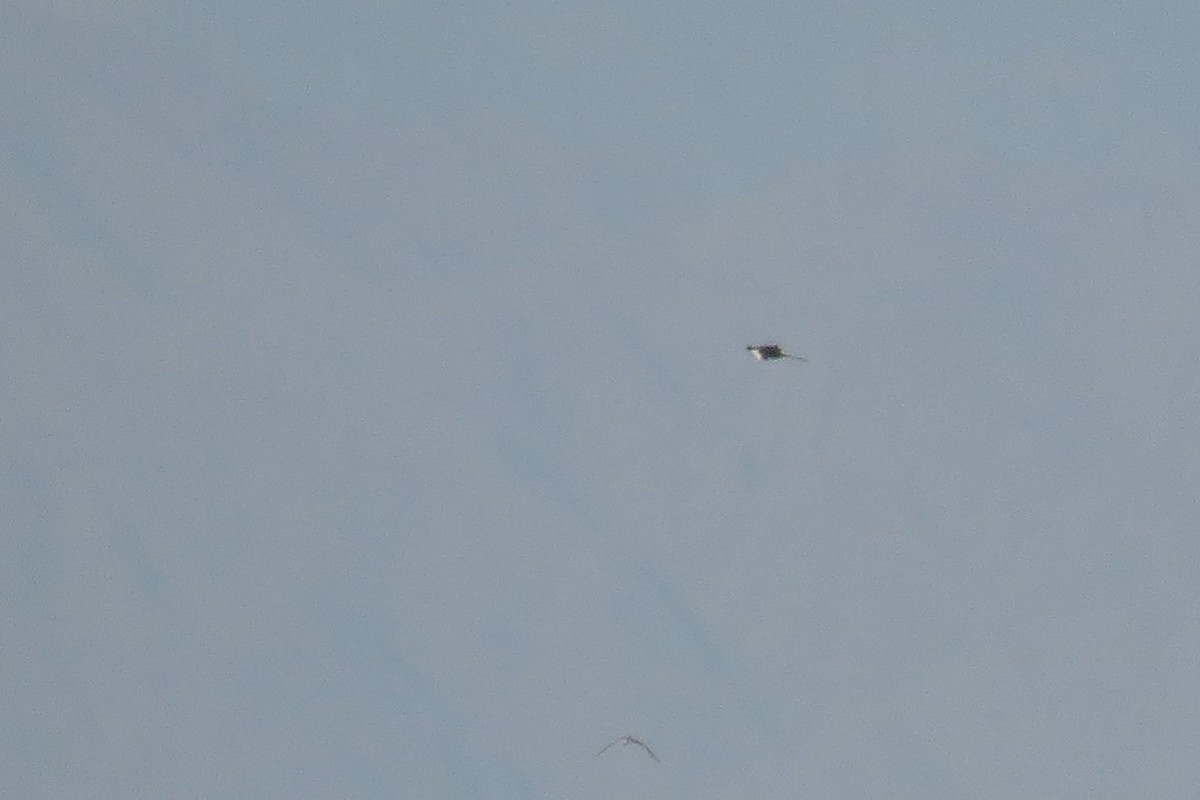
top-left (5, 2), bottom-right (1200, 798)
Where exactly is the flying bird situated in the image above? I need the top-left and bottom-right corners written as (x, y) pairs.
top-left (746, 343), bottom-right (808, 362)
top-left (596, 735), bottom-right (659, 762)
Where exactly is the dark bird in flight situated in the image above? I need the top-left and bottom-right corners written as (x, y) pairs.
top-left (596, 735), bottom-right (659, 762)
top-left (747, 343), bottom-right (808, 362)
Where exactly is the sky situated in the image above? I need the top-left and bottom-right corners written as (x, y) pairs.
top-left (5, 2), bottom-right (1200, 798)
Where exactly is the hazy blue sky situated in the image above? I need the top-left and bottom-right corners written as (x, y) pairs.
top-left (5, 2), bottom-right (1200, 798)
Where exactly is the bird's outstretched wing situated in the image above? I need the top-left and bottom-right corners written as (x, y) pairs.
top-left (627, 737), bottom-right (659, 762)
top-left (595, 739), bottom-right (619, 757)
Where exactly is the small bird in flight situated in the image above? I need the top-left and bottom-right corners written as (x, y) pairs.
top-left (747, 343), bottom-right (808, 362)
top-left (596, 735), bottom-right (659, 762)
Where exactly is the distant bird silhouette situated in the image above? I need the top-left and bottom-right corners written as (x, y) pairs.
top-left (746, 343), bottom-right (807, 362)
top-left (596, 735), bottom-right (659, 762)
